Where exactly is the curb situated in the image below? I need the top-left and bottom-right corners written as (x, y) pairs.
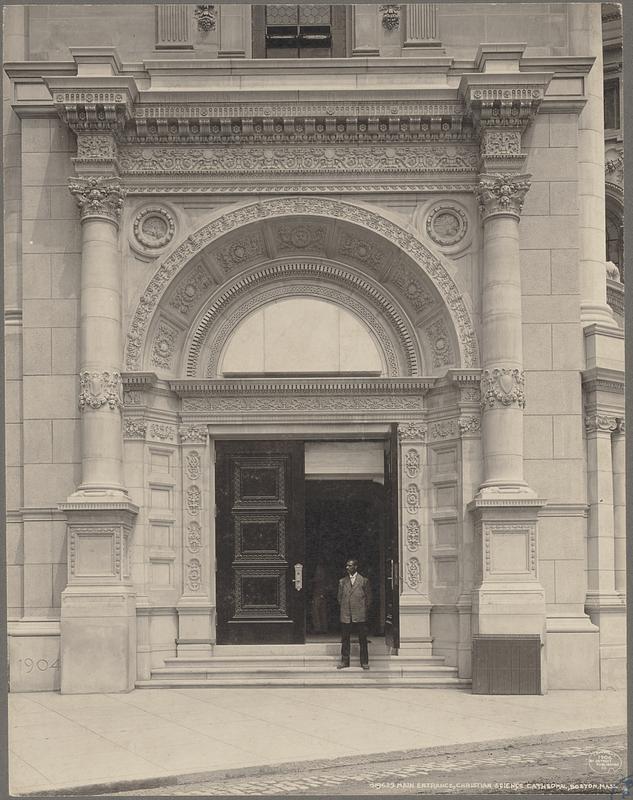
top-left (16, 726), bottom-right (626, 797)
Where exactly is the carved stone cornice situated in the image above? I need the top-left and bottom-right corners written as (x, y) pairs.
top-left (171, 378), bottom-right (435, 397)
top-left (123, 181), bottom-right (479, 196)
top-left (68, 176), bottom-right (126, 224)
top-left (584, 414), bottom-right (617, 434)
top-left (476, 173), bottom-right (531, 221)
top-left (481, 368), bottom-right (526, 410)
top-left (79, 371), bottom-right (123, 411)
top-left (581, 366), bottom-right (625, 397)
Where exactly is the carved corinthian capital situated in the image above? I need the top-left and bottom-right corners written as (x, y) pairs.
top-left (68, 176), bottom-right (126, 224)
top-left (481, 368), bottom-right (526, 410)
top-left (476, 173), bottom-right (531, 221)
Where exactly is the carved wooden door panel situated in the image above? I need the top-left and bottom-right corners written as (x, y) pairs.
top-left (384, 425), bottom-right (400, 651)
top-left (216, 441), bottom-right (305, 644)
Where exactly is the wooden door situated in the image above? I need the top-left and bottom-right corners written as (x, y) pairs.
top-left (384, 425), bottom-right (400, 651)
top-left (216, 441), bottom-right (305, 644)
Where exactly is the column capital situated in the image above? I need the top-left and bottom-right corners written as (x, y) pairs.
top-left (584, 413), bottom-right (618, 434)
top-left (481, 367), bottom-right (526, 410)
top-left (476, 173), bottom-right (531, 221)
top-left (68, 175), bottom-right (126, 224)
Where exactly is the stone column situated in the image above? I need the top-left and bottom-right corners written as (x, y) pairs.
top-left (177, 424), bottom-right (214, 655)
top-left (403, 4), bottom-right (442, 49)
top-left (397, 421), bottom-right (432, 655)
top-left (568, 4), bottom-right (616, 328)
top-left (59, 175), bottom-right (138, 693)
top-left (612, 418), bottom-right (625, 597)
top-left (476, 173), bottom-right (531, 494)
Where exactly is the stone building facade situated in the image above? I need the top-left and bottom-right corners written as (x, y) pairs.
top-left (4, 3), bottom-right (625, 694)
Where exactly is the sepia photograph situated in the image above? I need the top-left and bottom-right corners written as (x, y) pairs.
top-left (3, 1), bottom-right (627, 796)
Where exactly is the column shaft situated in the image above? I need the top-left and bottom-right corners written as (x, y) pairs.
top-left (612, 422), bottom-right (625, 596)
top-left (586, 425), bottom-right (616, 596)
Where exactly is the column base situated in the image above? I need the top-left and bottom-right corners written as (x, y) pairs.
top-left (399, 594), bottom-right (433, 655)
top-left (176, 601), bottom-right (215, 655)
top-left (580, 302), bottom-right (619, 330)
top-left (546, 615), bottom-right (600, 689)
top-left (586, 596), bottom-right (627, 689)
top-left (60, 585), bottom-right (136, 693)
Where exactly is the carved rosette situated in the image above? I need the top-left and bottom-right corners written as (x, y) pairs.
top-left (186, 558), bottom-right (202, 592)
top-left (406, 483), bottom-right (420, 513)
top-left (79, 371), bottom-right (123, 411)
top-left (476, 173), bottom-right (531, 221)
top-left (584, 414), bottom-right (618, 434)
top-left (68, 176), bottom-right (126, 225)
top-left (481, 368), bottom-right (526, 410)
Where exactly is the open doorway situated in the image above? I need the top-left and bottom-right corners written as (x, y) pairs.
top-left (305, 480), bottom-right (385, 639)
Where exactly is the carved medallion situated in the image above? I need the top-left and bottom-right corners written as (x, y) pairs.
top-left (186, 558), bottom-right (202, 591)
top-left (405, 557), bottom-right (422, 589)
top-left (134, 207), bottom-right (175, 250)
top-left (426, 204), bottom-right (468, 247)
top-left (406, 520), bottom-right (421, 551)
top-left (185, 451), bottom-right (202, 480)
top-left (405, 448), bottom-right (420, 478)
top-left (79, 371), bottom-right (122, 411)
top-left (481, 368), bottom-right (526, 409)
top-left (186, 521), bottom-right (202, 553)
top-left (406, 483), bottom-right (420, 513)
top-left (186, 485), bottom-right (201, 515)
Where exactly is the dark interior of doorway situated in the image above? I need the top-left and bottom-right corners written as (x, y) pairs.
top-left (305, 480), bottom-right (385, 638)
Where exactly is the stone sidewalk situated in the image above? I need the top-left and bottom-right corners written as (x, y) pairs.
top-left (9, 687), bottom-right (626, 796)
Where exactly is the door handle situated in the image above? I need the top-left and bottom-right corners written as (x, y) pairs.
top-left (291, 563), bottom-right (303, 591)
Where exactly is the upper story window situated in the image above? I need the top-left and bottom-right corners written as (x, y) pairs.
top-left (604, 78), bottom-right (621, 130)
top-left (253, 5), bottom-right (346, 58)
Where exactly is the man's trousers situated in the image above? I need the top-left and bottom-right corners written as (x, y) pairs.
top-left (340, 622), bottom-right (369, 666)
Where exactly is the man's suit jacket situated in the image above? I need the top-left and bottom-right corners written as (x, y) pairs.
top-left (337, 574), bottom-right (372, 623)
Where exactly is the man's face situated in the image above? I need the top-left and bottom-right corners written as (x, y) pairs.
top-left (346, 561), bottom-right (357, 576)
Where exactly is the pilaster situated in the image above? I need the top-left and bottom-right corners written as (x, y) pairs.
top-left (397, 421), bottom-right (432, 655)
top-left (403, 4), bottom-right (442, 51)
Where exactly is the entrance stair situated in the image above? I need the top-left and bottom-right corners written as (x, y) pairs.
top-left (137, 643), bottom-right (470, 688)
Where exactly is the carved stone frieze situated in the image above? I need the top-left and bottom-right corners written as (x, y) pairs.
top-left (425, 204), bottom-right (468, 248)
top-left (430, 420), bottom-right (457, 439)
top-left (405, 448), bottom-right (420, 478)
top-left (460, 386), bottom-right (481, 404)
top-left (584, 414), bottom-right (618, 434)
top-left (149, 423), bottom-right (175, 441)
top-left (481, 368), bottom-right (526, 409)
top-left (481, 129), bottom-right (523, 158)
top-left (79, 371), bottom-right (123, 411)
top-left (133, 207), bottom-right (175, 250)
top-left (169, 264), bottom-right (214, 317)
top-left (458, 415), bottom-right (481, 434)
top-left (123, 417), bottom-right (147, 439)
top-left (68, 176), bottom-right (126, 224)
top-left (125, 182), bottom-right (479, 195)
top-left (125, 197), bottom-right (480, 372)
top-left (182, 395), bottom-right (425, 412)
top-left (406, 519), bottom-right (421, 551)
top-left (117, 145), bottom-right (479, 176)
top-left (179, 424), bottom-right (208, 443)
top-left (151, 320), bottom-right (180, 370)
top-left (476, 173), bottom-right (531, 221)
top-left (398, 421), bottom-right (427, 441)
top-left (405, 557), bottom-right (422, 589)
top-left (76, 134), bottom-right (117, 161)
top-left (123, 390), bottom-right (143, 406)
top-left (425, 318), bottom-right (454, 367)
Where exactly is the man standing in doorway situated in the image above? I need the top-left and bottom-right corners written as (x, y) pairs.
top-left (337, 559), bottom-right (372, 670)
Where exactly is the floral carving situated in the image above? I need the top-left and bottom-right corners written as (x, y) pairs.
top-left (405, 557), bottom-right (422, 589)
top-left (183, 395), bottom-right (424, 412)
top-left (605, 148), bottom-right (624, 185)
top-left (123, 417), bottom-right (147, 439)
top-left (186, 485), bottom-right (201, 515)
top-left (391, 267), bottom-right (434, 313)
top-left (405, 448), bottom-right (420, 478)
top-left (185, 451), bottom-right (202, 480)
top-left (460, 386), bottom-right (481, 403)
top-left (277, 224), bottom-right (326, 251)
top-left (425, 318), bottom-right (453, 367)
top-left (169, 264), bottom-right (214, 316)
top-left (186, 522), bottom-right (202, 553)
top-left (406, 520), bottom-right (421, 551)
top-left (481, 368), bottom-right (526, 409)
top-left (79, 371), bottom-right (122, 411)
top-left (149, 423), bottom-right (175, 441)
top-left (133, 207), bottom-right (175, 249)
top-left (476, 173), bottom-right (531, 221)
top-left (214, 235), bottom-right (266, 273)
top-left (339, 233), bottom-right (386, 271)
top-left (398, 421), bottom-right (427, 441)
top-left (123, 390), bottom-right (143, 406)
top-left (481, 129), bottom-right (523, 158)
top-left (186, 558), bottom-right (202, 591)
top-left (458, 415), bottom-right (481, 434)
top-left (380, 4), bottom-right (400, 30)
top-left (430, 420), bottom-right (456, 439)
top-left (426, 205), bottom-right (468, 248)
top-left (179, 425), bottom-right (207, 443)
top-left (76, 134), bottom-right (116, 161)
top-left (584, 414), bottom-right (618, 434)
top-left (151, 320), bottom-right (180, 370)
top-left (68, 176), bottom-right (126, 224)
top-left (406, 483), bottom-right (420, 513)
top-left (194, 4), bottom-right (216, 31)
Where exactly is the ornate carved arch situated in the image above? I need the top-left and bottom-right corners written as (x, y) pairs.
top-left (125, 196), bottom-right (480, 373)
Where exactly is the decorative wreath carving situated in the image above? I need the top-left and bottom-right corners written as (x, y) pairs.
top-left (426, 204), bottom-right (468, 248)
top-left (133, 206), bottom-right (175, 250)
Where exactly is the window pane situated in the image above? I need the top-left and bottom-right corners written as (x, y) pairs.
top-left (604, 79), bottom-right (620, 129)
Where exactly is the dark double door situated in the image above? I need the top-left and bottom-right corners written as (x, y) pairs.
top-left (215, 438), bottom-right (400, 646)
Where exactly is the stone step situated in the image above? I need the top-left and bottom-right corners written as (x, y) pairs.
top-left (161, 654), bottom-right (446, 668)
top-left (152, 663), bottom-right (458, 678)
top-left (137, 675), bottom-right (471, 689)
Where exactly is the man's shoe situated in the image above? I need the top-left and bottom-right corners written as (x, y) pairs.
top-left (361, 664), bottom-right (370, 670)
top-left (336, 663), bottom-right (349, 670)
